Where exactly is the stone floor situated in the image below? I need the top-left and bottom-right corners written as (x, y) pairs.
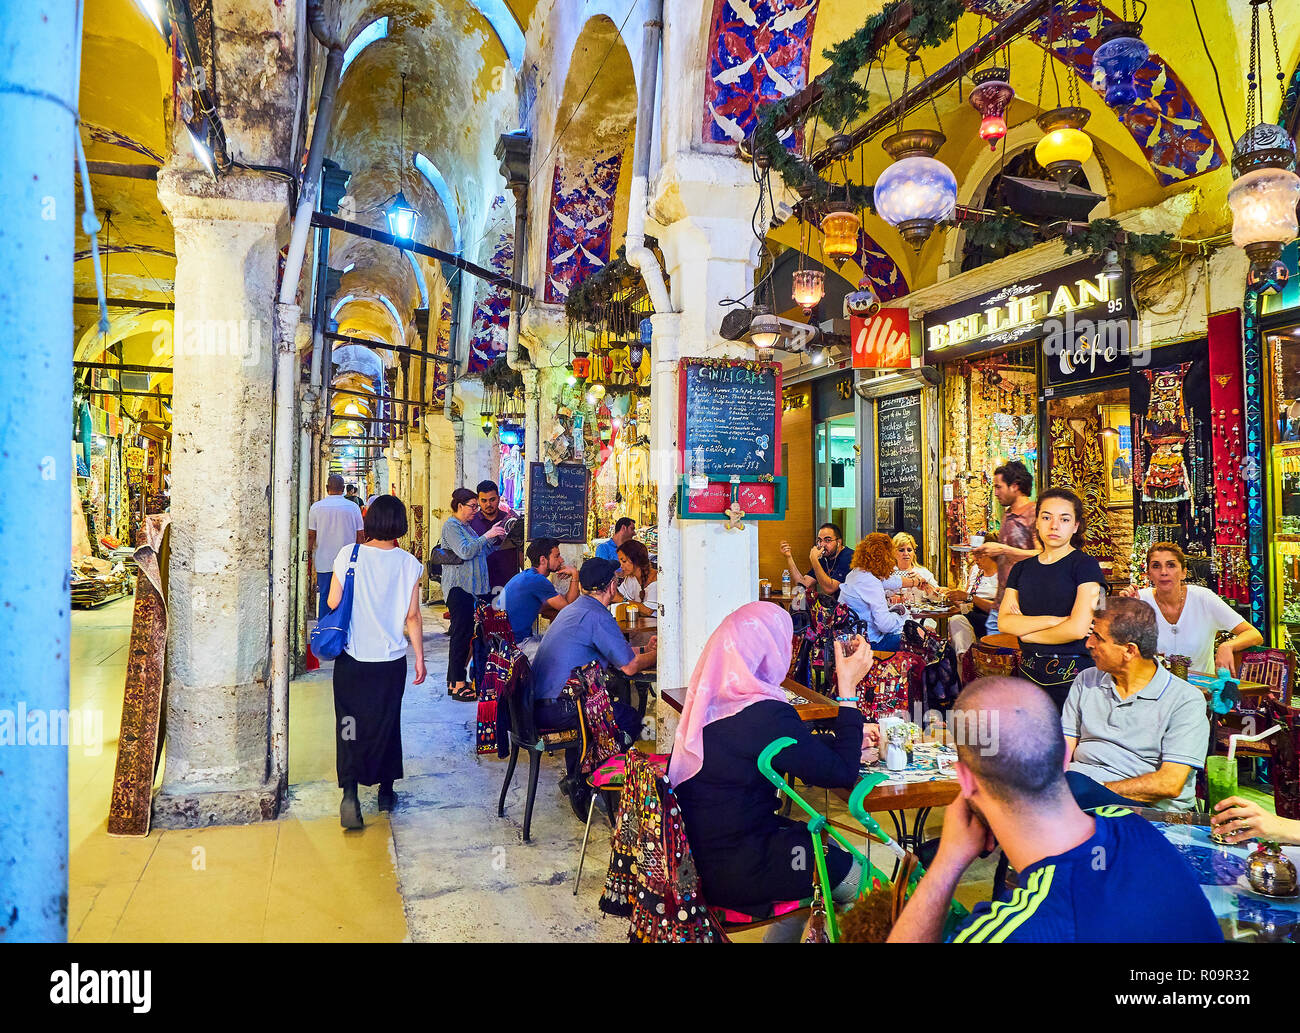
top-left (68, 595), bottom-right (1106, 942)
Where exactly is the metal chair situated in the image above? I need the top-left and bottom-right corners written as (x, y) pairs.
top-left (1213, 648), bottom-right (1296, 778)
top-left (496, 651), bottom-right (581, 843)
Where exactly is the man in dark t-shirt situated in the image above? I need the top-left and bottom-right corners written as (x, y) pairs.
top-left (888, 677), bottom-right (1221, 943)
top-left (780, 522), bottom-right (852, 599)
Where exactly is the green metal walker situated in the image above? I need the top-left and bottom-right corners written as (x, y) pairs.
top-left (757, 736), bottom-right (967, 942)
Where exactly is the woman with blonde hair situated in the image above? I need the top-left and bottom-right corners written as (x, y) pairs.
top-left (1127, 541), bottom-right (1261, 675)
top-left (838, 533), bottom-right (909, 650)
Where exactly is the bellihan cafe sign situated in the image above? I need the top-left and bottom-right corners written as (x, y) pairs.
top-left (922, 258), bottom-right (1134, 380)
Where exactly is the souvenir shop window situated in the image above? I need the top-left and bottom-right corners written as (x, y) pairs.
top-left (1046, 387), bottom-right (1134, 583)
top-left (940, 347), bottom-right (1037, 579)
top-left (1267, 325), bottom-right (1300, 444)
top-left (1127, 345), bottom-right (1228, 598)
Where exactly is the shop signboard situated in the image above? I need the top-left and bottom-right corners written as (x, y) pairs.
top-left (677, 358), bottom-right (787, 519)
top-left (875, 391), bottom-right (924, 539)
top-left (526, 462), bottom-right (589, 543)
top-left (922, 258), bottom-right (1134, 379)
top-left (851, 307), bottom-right (911, 369)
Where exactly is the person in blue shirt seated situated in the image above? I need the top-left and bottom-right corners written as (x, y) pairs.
top-left (594, 517), bottom-right (636, 562)
top-left (530, 558), bottom-right (657, 819)
top-left (498, 537), bottom-right (580, 649)
top-left (838, 533), bottom-right (908, 650)
top-left (888, 675), bottom-right (1222, 943)
top-left (779, 522), bottom-right (852, 599)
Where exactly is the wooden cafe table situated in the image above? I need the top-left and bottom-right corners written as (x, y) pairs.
top-left (660, 682), bottom-right (958, 852)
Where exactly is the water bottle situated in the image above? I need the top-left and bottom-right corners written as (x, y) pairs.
top-left (781, 570), bottom-right (791, 597)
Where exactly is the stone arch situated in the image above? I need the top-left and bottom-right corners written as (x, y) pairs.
top-left (541, 14), bottom-right (639, 304)
top-left (940, 122), bottom-right (1112, 281)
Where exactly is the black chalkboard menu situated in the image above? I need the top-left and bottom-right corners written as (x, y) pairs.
top-left (679, 360), bottom-right (781, 478)
top-left (876, 392), bottom-right (924, 539)
top-left (527, 462), bottom-right (589, 543)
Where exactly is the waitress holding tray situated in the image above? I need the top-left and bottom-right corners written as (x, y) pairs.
top-left (996, 488), bottom-right (1105, 710)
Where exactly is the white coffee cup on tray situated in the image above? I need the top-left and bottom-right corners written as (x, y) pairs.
top-left (968, 534), bottom-right (985, 548)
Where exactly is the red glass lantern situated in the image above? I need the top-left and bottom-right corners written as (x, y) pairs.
top-left (969, 68), bottom-right (1014, 151)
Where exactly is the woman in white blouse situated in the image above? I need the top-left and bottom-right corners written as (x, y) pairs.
top-left (1125, 542), bottom-right (1262, 675)
top-left (891, 532), bottom-right (940, 606)
top-left (617, 539), bottom-right (658, 616)
top-left (839, 533), bottom-right (908, 650)
top-left (326, 495), bottom-right (427, 829)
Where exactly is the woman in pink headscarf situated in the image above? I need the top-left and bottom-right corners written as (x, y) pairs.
top-left (671, 601), bottom-right (877, 941)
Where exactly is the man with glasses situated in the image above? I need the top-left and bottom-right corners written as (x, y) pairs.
top-left (780, 523), bottom-right (852, 599)
top-left (1062, 597), bottom-right (1208, 812)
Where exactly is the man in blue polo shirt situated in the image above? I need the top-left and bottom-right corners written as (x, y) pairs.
top-left (498, 537), bottom-right (580, 648)
top-left (531, 558), bottom-right (657, 818)
top-left (594, 517), bottom-right (636, 562)
top-left (888, 676), bottom-right (1221, 943)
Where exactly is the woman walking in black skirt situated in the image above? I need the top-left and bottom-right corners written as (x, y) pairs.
top-left (325, 494), bottom-right (426, 829)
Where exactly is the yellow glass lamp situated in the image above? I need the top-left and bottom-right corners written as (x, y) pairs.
top-left (1035, 107), bottom-right (1093, 188)
top-left (819, 203), bottom-right (861, 268)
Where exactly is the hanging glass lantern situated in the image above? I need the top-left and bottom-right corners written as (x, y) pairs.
top-left (1035, 107), bottom-right (1093, 189)
top-left (845, 276), bottom-right (879, 317)
top-left (628, 342), bottom-right (644, 370)
top-left (572, 355), bottom-right (591, 380)
top-left (875, 129), bottom-right (957, 250)
top-left (748, 305), bottom-right (784, 350)
top-left (589, 382), bottom-right (607, 400)
top-left (1228, 124), bottom-right (1300, 294)
top-left (1092, 21), bottom-right (1148, 109)
top-left (387, 189), bottom-right (420, 240)
top-left (969, 67), bottom-right (1014, 151)
top-left (791, 268), bottom-right (825, 314)
top-left (639, 317), bottom-right (653, 346)
top-left (819, 202), bottom-right (861, 268)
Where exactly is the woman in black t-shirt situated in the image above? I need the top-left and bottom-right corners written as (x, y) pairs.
top-left (999, 488), bottom-right (1105, 709)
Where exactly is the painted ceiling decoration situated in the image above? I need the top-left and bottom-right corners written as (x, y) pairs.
top-left (433, 292), bottom-right (453, 405)
top-left (856, 228), bottom-right (909, 301)
top-left (544, 151), bottom-right (622, 304)
top-left (703, 0), bottom-right (819, 145)
top-left (80, 122), bottom-right (165, 163)
top-left (74, 243), bottom-right (175, 263)
top-left (467, 195), bottom-right (514, 372)
top-left (968, 0), bottom-right (1225, 185)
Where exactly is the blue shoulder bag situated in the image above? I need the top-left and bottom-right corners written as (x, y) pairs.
top-left (311, 544), bottom-right (359, 660)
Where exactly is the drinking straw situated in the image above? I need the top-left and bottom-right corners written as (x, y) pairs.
top-left (1227, 725), bottom-right (1281, 763)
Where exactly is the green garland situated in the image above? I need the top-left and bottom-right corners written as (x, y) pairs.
top-left (1060, 217), bottom-right (1175, 261)
top-left (962, 213), bottom-right (1038, 259)
top-left (752, 0), bottom-right (965, 180)
top-left (480, 357), bottom-right (523, 394)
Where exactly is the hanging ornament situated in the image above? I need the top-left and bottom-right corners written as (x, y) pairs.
top-left (1228, 2), bottom-right (1299, 294)
top-left (819, 202), bottom-right (861, 268)
top-left (875, 129), bottom-right (956, 250)
top-left (845, 276), bottom-right (879, 317)
top-left (748, 305), bottom-right (784, 350)
top-left (1092, 19), bottom-right (1148, 109)
top-left (1034, 107), bottom-right (1093, 189)
top-left (791, 268), bottom-right (825, 314)
top-left (589, 382), bottom-right (607, 400)
top-left (969, 67), bottom-right (1014, 150)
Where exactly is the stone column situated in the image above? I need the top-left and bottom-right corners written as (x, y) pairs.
top-left (650, 154), bottom-right (763, 748)
top-left (154, 166), bottom-right (290, 827)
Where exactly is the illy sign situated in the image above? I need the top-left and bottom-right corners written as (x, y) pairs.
top-left (851, 307), bottom-right (911, 369)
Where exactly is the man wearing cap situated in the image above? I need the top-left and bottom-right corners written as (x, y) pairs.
top-left (530, 557), bottom-right (657, 818)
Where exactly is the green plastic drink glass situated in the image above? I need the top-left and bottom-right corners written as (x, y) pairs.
top-left (1206, 756), bottom-right (1237, 844)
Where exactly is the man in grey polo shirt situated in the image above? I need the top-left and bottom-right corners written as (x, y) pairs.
top-left (1061, 596), bottom-right (1209, 812)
